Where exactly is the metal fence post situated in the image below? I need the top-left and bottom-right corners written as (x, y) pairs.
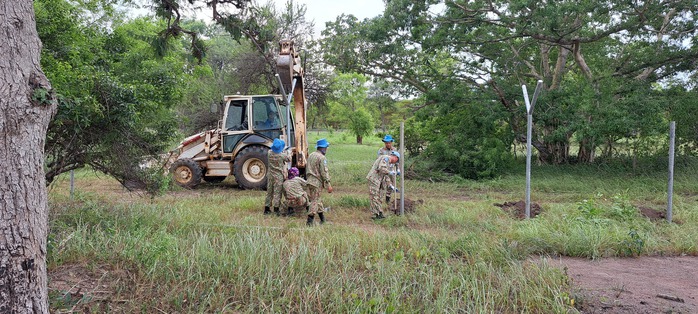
top-left (400, 121), bottom-right (405, 216)
top-left (667, 121), bottom-right (675, 223)
top-left (522, 80), bottom-right (542, 219)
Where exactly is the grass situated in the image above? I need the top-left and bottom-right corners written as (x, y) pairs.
top-left (47, 131), bottom-right (698, 313)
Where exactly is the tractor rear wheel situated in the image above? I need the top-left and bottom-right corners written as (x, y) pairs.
top-left (170, 158), bottom-right (202, 188)
top-left (234, 146), bottom-right (268, 190)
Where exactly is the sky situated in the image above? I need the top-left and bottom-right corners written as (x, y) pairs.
top-left (271, 0), bottom-right (386, 36)
top-left (130, 0), bottom-right (385, 37)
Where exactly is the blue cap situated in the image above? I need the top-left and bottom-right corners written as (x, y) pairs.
top-left (316, 138), bottom-right (329, 148)
top-left (391, 151), bottom-right (400, 160)
top-left (382, 134), bottom-right (394, 142)
top-left (271, 138), bottom-right (285, 153)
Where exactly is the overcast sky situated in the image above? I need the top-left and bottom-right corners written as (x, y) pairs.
top-left (270, 0), bottom-right (386, 36)
top-left (130, 0), bottom-right (385, 37)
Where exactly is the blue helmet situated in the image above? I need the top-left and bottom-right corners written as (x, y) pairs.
top-left (391, 151), bottom-right (400, 160)
top-left (271, 138), bottom-right (285, 153)
top-left (382, 134), bottom-right (394, 143)
top-left (316, 138), bottom-right (330, 148)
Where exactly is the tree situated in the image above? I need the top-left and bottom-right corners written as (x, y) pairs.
top-left (322, 0), bottom-right (698, 165)
top-left (0, 0), bottom-right (56, 312)
top-left (37, 3), bottom-right (188, 191)
top-left (367, 78), bottom-right (399, 133)
top-left (348, 108), bottom-right (374, 144)
top-left (324, 73), bottom-right (377, 143)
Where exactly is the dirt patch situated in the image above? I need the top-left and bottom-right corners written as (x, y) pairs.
top-left (638, 206), bottom-right (666, 221)
top-left (494, 200), bottom-right (543, 219)
top-left (637, 205), bottom-right (683, 224)
top-left (547, 256), bottom-right (698, 313)
top-left (389, 197), bottom-right (423, 214)
top-left (49, 263), bottom-right (133, 313)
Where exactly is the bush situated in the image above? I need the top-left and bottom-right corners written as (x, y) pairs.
top-left (405, 87), bottom-right (514, 179)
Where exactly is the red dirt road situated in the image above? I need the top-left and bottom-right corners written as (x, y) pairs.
top-left (548, 256), bottom-right (698, 313)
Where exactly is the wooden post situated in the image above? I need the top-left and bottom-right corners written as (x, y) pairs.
top-left (667, 121), bottom-right (675, 223)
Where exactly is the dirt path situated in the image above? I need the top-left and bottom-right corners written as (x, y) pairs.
top-left (547, 256), bottom-right (698, 313)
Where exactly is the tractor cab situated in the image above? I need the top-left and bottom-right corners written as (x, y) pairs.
top-left (220, 95), bottom-right (295, 157)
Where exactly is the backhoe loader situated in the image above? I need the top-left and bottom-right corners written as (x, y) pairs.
top-left (168, 40), bottom-right (308, 189)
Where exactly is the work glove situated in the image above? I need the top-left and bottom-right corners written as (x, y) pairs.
top-left (388, 185), bottom-right (400, 193)
top-left (388, 171), bottom-right (396, 176)
top-left (396, 170), bottom-right (401, 176)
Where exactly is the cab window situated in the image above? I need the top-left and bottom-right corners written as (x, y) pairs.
top-left (224, 99), bottom-right (248, 131)
top-left (252, 96), bottom-right (280, 130)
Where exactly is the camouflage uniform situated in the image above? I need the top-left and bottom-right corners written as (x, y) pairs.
top-left (377, 146), bottom-right (397, 201)
top-left (367, 155), bottom-right (391, 216)
top-left (265, 150), bottom-right (290, 208)
top-left (282, 177), bottom-right (309, 209)
top-left (306, 151), bottom-right (331, 215)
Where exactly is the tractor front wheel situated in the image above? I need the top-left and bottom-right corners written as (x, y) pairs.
top-left (234, 146), bottom-right (268, 190)
top-left (170, 158), bottom-right (203, 188)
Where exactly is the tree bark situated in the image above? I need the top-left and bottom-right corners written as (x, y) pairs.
top-left (0, 1), bottom-right (57, 313)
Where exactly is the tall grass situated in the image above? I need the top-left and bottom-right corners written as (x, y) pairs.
top-left (48, 130), bottom-right (698, 313)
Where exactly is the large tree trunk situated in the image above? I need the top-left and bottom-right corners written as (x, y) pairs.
top-left (0, 1), bottom-right (56, 313)
top-left (577, 138), bottom-right (596, 163)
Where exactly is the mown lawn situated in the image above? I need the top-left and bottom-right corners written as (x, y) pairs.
top-left (47, 131), bottom-right (698, 313)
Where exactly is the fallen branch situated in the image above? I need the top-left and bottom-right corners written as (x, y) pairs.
top-left (656, 294), bottom-right (684, 303)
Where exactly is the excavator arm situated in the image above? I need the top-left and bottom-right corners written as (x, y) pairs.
top-left (276, 40), bottom-right (308, 169)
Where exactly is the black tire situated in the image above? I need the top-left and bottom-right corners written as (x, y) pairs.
top-left (203, 176), bottom-right (226, 184)
top-left (233, 145), bottom-right (269, 190)
top-left (170, 158), bottom-right (203, 188)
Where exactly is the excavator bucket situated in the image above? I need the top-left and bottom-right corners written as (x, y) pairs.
top-left (276, 40), bottom-right (303, 93)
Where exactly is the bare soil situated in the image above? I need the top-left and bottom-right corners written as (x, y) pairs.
top-left (494, 200), bottom-right (543, 219)
top-left (548, 256), bottom-right (698, 313)
top-left (638, 206), bottom-right (667, 221)
top-left (389, 197), bottom-right (422, 214)
top-left (49, 264), bottom-right (134, 313)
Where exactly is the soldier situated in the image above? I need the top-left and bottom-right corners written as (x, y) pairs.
top-left (282, 167), bottom-right (308, 216)
top-left (367, 151), bottom-right (400, 220)
top-left (306, 138), bottom-right (333, 226)
top-left (264, 138), bottom-right (290, 216)
top-left (377, 135), bottom-right (398, 204)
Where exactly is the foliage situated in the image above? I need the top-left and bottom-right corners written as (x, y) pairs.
top-left (323, 73), bottom-right (378, 144)
top-left (576, 193), bottom-right (639, 222)
top-left (37, 0), bottom-right (192, 192)
top-left (347, 108), bottom-right (374, 144)
top-left (321, 0), bottom-right (698, 167)
top-left (400, 81), bottom-right (514, 179)
top-left (666, 84), bottom-right (698, 155)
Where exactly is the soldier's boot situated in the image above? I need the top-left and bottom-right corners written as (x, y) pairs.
top-left (285, 207), bottom-right (295, 216)
top-left (385, 196), bottom-right (391, 203)
top-left (306, 214), bottom-right (315, 226)
top-left (264, 206), bottom-right (271, 215)
top-left (318, 212), bottom-right (325, 224)
top-left (371, 212), bottom-right (385, 220)
top-left (274, 207), bottom-right (280, 216)
top-left (305, 206), bottom-right (310, 213)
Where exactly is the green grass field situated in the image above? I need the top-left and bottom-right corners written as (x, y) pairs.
top-left (47, 131), bottom-right (698, 313)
